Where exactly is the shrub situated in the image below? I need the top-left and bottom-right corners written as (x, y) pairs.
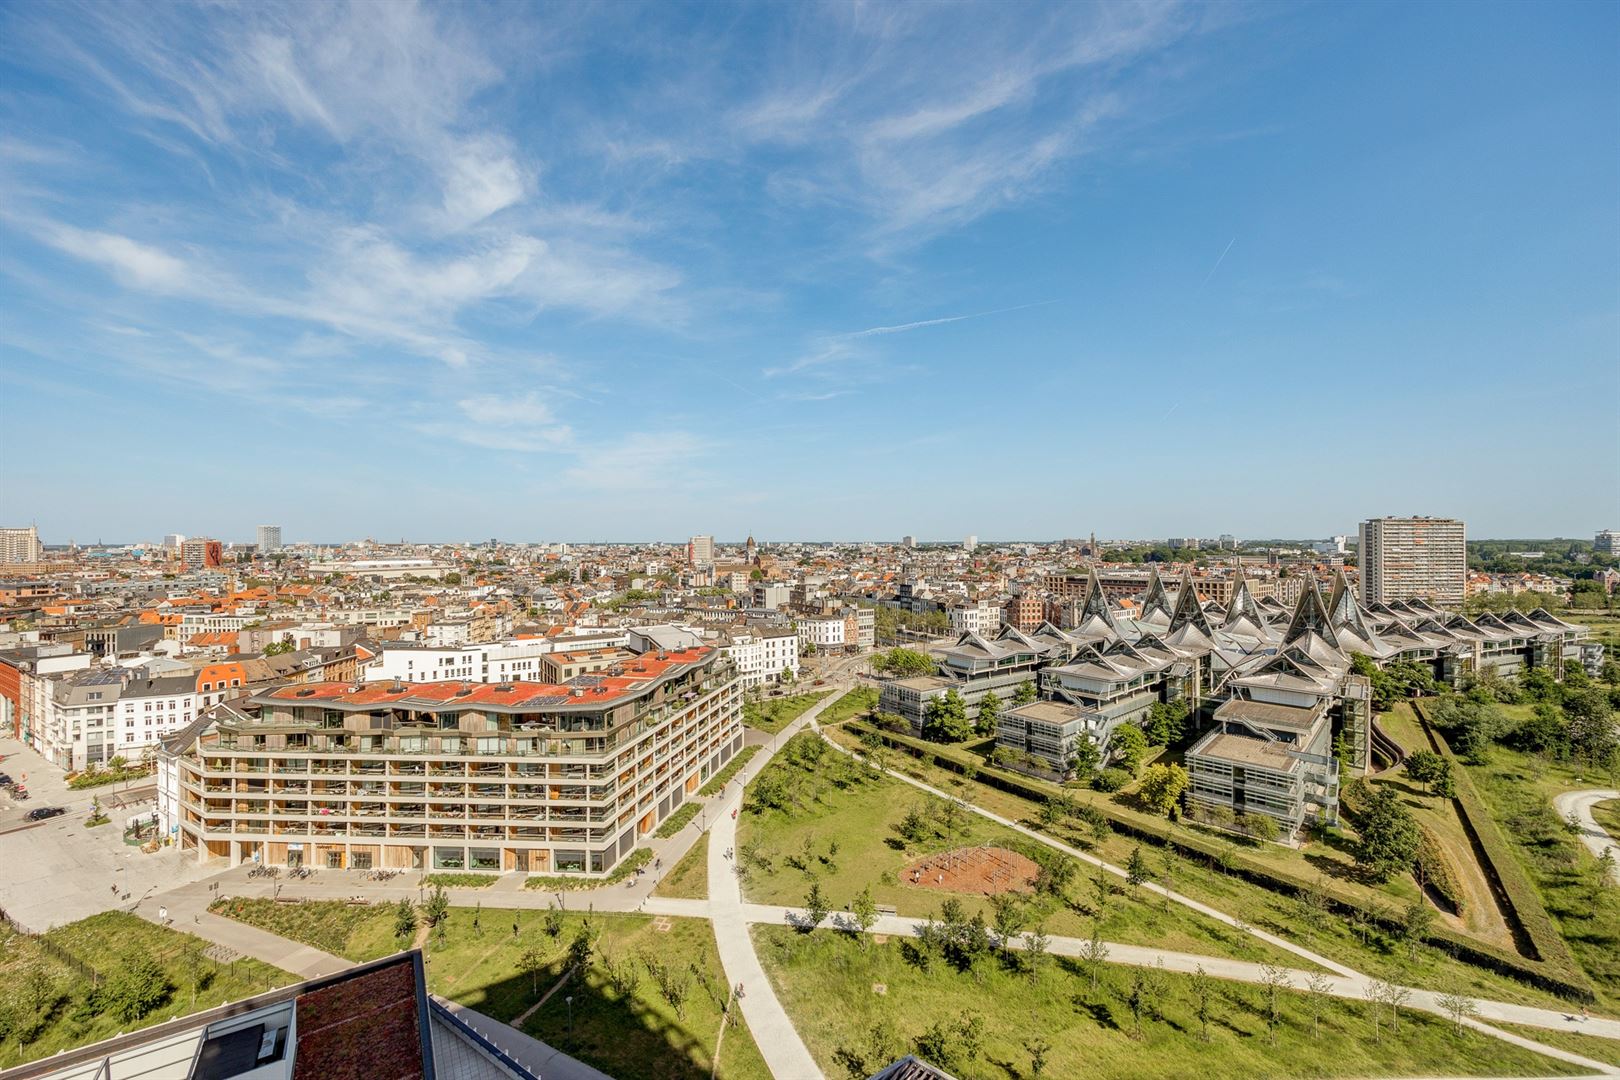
top-left (1414, 824), bottom-right (1466, 916)
top-left (1091, 767), bottom-right (1130, 793)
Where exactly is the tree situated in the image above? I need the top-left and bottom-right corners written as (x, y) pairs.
top-left (872, 648), bottom-right (936, 677)
top-left (1437, 984), bottom-right (1479, 1034)
top-left (1258, 962), bottom-right (1292, 1043)
top-left (1013, 680), bottom-right (1038, 706)
top-left (852, 885), bottom-right (878, 944)
top-left (1076, 802), bottom-right (1111, 847)
top-left (1403, 749), bottom-right (1445, 789)
top-left (424, 884), bottom-right (450, 927)
top-left (1025, 1036), bottom-right (1051, 1078)
top-left (1137, 762), bottom-right (1190, 816)
top-left (518, 944), bottom-right (547, 996)
top-left (974, 689), bottom-right (1001, 737)
top-left (568, 921), bottom-right (596, 971)
top-left (1355, 787), bottom-right (1421, 882)
top-left (1078, 923), bottom-right (1109, 995)
top-left (394, 898), bottom-right (417, 942)
top-left (1111, 724), bottom-right (1148, 775)
top-left (1144, 700), bottom-right (1188, 747)
top-left (990, 893), bottom-right (1025, 955)
top-left (1090, 866), bottom-right (1111, 919)
top-left (1190, 963), bottom-right (1214, 1042)
top-left (1305, 971), bottom-right (1332, 1040)
top-left (1023, 924), bottom-right (1050, 981)
top-left (1126, 845), bottom-right (1150, 897)
top-left (1070, 738), bottom-right (1101, 777)
top-left (1566, 688), bottom-right (1618, 767)
top-left (107, 952), bottom-right (170, 1022)
top-left (921, 690), bottom-right (973, 743)
top-left (1127, 967), bottom-right (1148, 1038)
top-left (803, 880), bottom-right (828, 931)
top-left (443, 572), bottom-right (462, 585)
top-left (543, 902), bottom-right (564, 938)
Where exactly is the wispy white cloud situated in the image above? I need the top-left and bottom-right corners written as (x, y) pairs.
top-left (36, 223), bottom-right (193, 292)
top-left (767, 300), bottom-right (1059, 377)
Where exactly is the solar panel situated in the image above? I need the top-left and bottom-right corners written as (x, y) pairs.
top-left (528, 695), bottom-right (570, 707)
top-left (568, 675), bottom-right (605, 687)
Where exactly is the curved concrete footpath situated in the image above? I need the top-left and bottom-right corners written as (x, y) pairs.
top-left (709, 789), bottom-right (822, 1080)
top-left (1555, 789), bottom-right (1620, 885)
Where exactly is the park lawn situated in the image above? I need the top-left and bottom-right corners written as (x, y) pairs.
top-left (512, 912), bottom-right (769, 1080)
top-left (1567, 612), bottom-right (1620, 652)
top-left (822, 723), bottom-right (1580, 1012)
top-left (743, 690), bottom-right (832, 734)
top-left (654, 834), bottom-right (709, 900)
top-left (1487, 1021), bottom-right (1620, 1068)
top-left (752, 926), bottom-right (1583, 1080)
top-left (1464, 742), bottom-right (1620, 1013)
top-left (1591, 799), bottom-right (1620, 844)
top-left (818, 685), bottom-right (879, 726)
top-left (0, 913), bottom-right (296, 1070)
top-left (217, 897), bottom-right (404, 962)
top-left (739, 734), bottom-right (1310, 971)
top-left (1366, 703), bottom-right (1517, 948)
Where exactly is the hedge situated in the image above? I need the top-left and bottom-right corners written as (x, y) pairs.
top-left (1413, 825), bottom-right (1466, 916)
top-left (1410, 700), bottom-right (1592, 996)
top-left (847, 717), bottom-right (1595, 1002)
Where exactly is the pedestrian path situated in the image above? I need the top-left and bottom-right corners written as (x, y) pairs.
top-left (709, 789), bottom-right (821, 1080)
top-left (1555, 789), bottom-right (1620, 885)
top-left (132, 879), bottom-right (348, 979)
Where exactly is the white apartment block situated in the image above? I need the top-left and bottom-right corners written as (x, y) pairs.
top-left (365, 633), bottom-right (631, 686)
top-left (725, 630), bottom-right (801, 687)
top-left (1358, 517), bottom-right (1467, 606)
top-left (948, 600), bottom-right (1003, 636)
top-left (795, 615), bottom-right (847, 651)
top-left (38, 666), bottom-right (202, 771)
top-left (257, 525), bottom-right (282, 552)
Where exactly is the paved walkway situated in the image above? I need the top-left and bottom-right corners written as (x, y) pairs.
top-left (132, 878), bottom-right (349, 979)
top-left (1555, 789), bottom-right (1620, 885)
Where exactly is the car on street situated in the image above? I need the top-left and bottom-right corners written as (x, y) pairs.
top-left (25, 806), bottom-right (66, 821)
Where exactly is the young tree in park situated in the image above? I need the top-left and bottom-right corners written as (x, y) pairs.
top-left (543, 902), bottom-right (564, 938)
top-left (1076, 802), bottom-right (1111, 847)
top-left (1079, 923), bottom-right (1109, 995)
top-left (1190, 963), bottom-right (1214, 1042)
top-left (1399, 898), bottom-right (1436, 959)
top-left (423, 884), bottom-right (450, 927)
top-left (990, 893), bottom-right (1026, 956)
top-left (1355, 787), bottom-right (1421, 882)
top-left (1305, 971), bottom-right (1332, 1040)
top-left (1023, 923), bottom-right (1050, 981)
top-left (1437, 984), bottom-right (1479, 1034)
top-left (1090, 866), bottom-right (1111, 920)
top-left (1258, 962), bottom-right (1292, 1043)
top-left (1126, 845), bottom-right (1150, 897)
top-left (108, 952), bottom-right (170, 1023)
top-left (183, 940), bottom-right (209, 1006)
top-left (1137, 762), bottom-right (1190, 816)
top-left (1013, 680), bottom-right (1038, 706)
top-left (567, 921), bottom-right (596, 972)
top-left (974, 689), bottom-right (1001, 737)
top-left (1403, 749), bottom-right (1445, 790)
top-left (852, 885), bottom-right (879, 944)
top-left (393, 897), bottom-right (417, 942)
top-left (1024, 1036), bottom-right (1051, 1078)
top-left (921, 690), bottom-right (973, 743)
top-left (1127, 968), bottom-right (1148, 1038)
top-left (803, 880), bottom-right (828, 931)
top-left (518, 944), bottom-right (547, 995)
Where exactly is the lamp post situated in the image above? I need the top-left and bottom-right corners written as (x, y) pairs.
top-left (566, 995), bottom-right (574, 1035)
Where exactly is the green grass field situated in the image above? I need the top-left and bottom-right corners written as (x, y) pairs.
top-left (822, 723), bottom-right (1582, 1011)
top-left (1567, 612), bottom-right (1620, 651)
top-left (753, 925), bottom-right (1582, 1080)
top-left (654, 834), bottom-right (710, 900)
top-left (739, 734), bottom-right (1309, 970)
top-left (0, 913), bottom-right (295, 1069)
top-left (219, 901), bottom-right (767, 1079)
top-left (1487, 1020), bottom-right (1620, 1067)
top-left (819, 685), bottom-right (879, 725)
top-left (699, 746), bottom-right (759, 797)
top-left (1591, 799), bottom-right (1620, 845)
top-left (743, 690), bottom-right (832, 733)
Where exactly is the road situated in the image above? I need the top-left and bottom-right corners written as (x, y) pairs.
top-left (1554, 789), bottom-right (1620, 885)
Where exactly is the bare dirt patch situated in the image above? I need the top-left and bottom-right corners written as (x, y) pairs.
top-left (902, 845), bottom-right (1037, 898)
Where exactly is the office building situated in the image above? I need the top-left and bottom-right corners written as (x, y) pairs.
top-left (1358, 516), bottom-right (1466, 605)
top-left (163, 533), bottom-right (185, 549)
top-left (257, 524), bottom-right (283, 552)
top-left (688, 534), bottom-right (714, 566)
top-left (963, 535), bottom-right (978, 553)
top-left (158, 639), bottom-right (743, 876)
top-left (1597, 529), bottom-right (1619, 555)
top-left (0, 525), bottom-right (42, 565)
top-left (901, 535), bottom-right (917, 549)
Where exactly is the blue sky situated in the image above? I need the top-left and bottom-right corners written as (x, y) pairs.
top-left (2, 1), bottom-right (1616, 544)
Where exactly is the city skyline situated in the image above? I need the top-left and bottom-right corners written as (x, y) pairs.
top-left (2, 1), bottom-right (1617, 541)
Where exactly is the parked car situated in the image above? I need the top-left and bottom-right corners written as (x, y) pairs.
top-left (26, 806), bottom-right (66, 821)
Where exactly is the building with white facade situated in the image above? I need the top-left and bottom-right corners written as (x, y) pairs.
top-left (723, 628), bottom-right (801, 687)
top-left (1358, 517), bottom-right (1466, 605)
top-left (688, 535), bottom-right (714, 566)
top-left (0, 526), bottom-right (43, 565)
top-left (257, 525), bottom-right (283, 552)
top-left (948, 599), bottom-right (1002, 636)
top-left (796, 614), bottom-right (848, 651)
top-left (364, 632), bottom-right (630, 686)
top-left (963, 535), bottom-right (978, 553)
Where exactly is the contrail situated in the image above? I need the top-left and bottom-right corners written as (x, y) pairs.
top-left (1200, 237), bottom-right (1236, 288)
top-left (849, 299), bottom-right (1059, 338)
